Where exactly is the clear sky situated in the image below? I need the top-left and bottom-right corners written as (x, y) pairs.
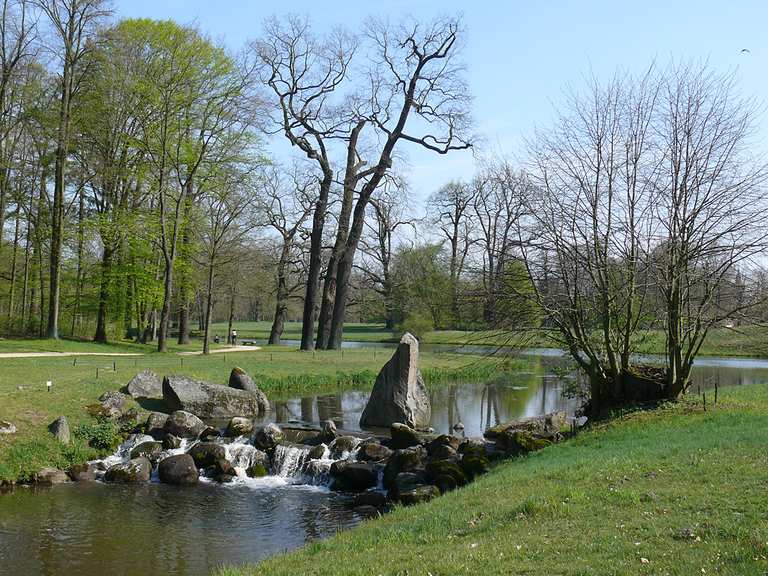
top-left (113, 0), bottom-right (768, 205)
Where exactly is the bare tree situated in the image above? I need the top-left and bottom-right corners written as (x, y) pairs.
top-left (325, 16), bottom-right (472, 349)
top-left (357, 173), bottom-right (415, 329)
top-left (258, 164), bottom-right (313, 344)
top-left (427, 180), bottom-right (477, 325)
top-left (654, 65), bottom-right (768, 396)
top-left (471, 164), bottom-right (531, 326)
top-left (521, 70), bottom-right (660, 409)
top-left (254, 16), bottom-right (355, 351)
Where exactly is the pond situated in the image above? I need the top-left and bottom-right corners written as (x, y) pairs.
top-left (0, 349), bottom-right (765, 576)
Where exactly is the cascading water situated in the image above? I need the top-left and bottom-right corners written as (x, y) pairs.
top-left (271, 444), bottom-right (312, 479)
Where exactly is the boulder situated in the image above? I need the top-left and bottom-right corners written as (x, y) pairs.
top-left (130, 441), bottom-right (163, 464)
top-left (352, 489), bottom-right (388, 508)
top-left (158, 454), bottom-right (198, 485)
top-left (358, 441), bottom-right (393, 462)
top-left (68, 462), bottom-right (98, 482)
top-left (389, 422), bottom-right (423, 449)
top-left (211, 458), bottom-right (235, 483)
top-left (163, 410), bottom-right (205, 439)
top-left (35, 468), bottom-right (71, 484)
top-left (484, 411), bottom-right (567, 439)
top-left (247, 462), bottom-right (269, 477)
top-left (228, 444), bottom-right (269, 471)
top-left (426, 434), bottom-right (461, 455)
top-left (145, 412), bottom-right (169, 439)
top-left (228, 368), bottom-right (269, 410)
top-left (425, 459), bottom-right (467, 487)
top-left (98, 391), bottom-right (128, 418)
top-left (459, 453), bottom-right (491, 480)
top-left (429, 444), bottom-right (458, 461)
top-left (330, 461), bottom-right (379, 492)
top-left (48, 416), bottom-right (70, 445)
top-left (253, 424), bottom-right (284, 451)
top-left (318, 419), bottom-right (338, 443)
top-left (0, 420), bottom-right (16, 435)
top-left (329, 435), bottom-right (359, 457)
top-left (188, 442), bottom-right (227, 469)
top-left (308, 444), bottom-right (328, 460)
top-left (496, 429), bottom-right (553, 455)
top-left (163, 375), bottom-right (268, 419)
top-left (359, 333), bottom-right (431, 429)
top-left (126, 370), bottom-right (163, 399)
top-left (200, 426), bottom-right (221, 441)
top-left (396, 484), bottom-right (440, 505)
top-left (226, 417), bottom-right (254, 437)
top-left (104, 457), bottom-right (151, 483)
top-left (383, 446), bottom-right (426, 490)
top-left (162, 434), bottom-right (181, 450)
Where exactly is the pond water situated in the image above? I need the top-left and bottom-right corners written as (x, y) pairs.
top-left (1, 349), bottom-right (766, 576)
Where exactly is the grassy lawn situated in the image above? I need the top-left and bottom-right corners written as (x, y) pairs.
top-left (0, 345), bottom-right (502, 483)
top-left (219, 384), bottom-right (768, 576)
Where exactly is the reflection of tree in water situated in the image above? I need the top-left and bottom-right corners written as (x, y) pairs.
top-left (316, 394), bottom-right (343, 427)
top-left (274, 401), bottom-right (291, 422)
top-left (300, 397), bottom-right (314, 422)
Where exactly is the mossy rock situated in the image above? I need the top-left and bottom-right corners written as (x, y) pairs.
top-left (497, 430), bottom-right (553, 455)
top-left (247, 463), bottom-right (268, 478)
top-left (459, 453), bottom-right (490, 480)
top-left (425, 460), bottom-right (468, 487)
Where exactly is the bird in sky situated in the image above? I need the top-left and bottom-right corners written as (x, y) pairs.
top-left (741, 48), bottom-right (751, 53)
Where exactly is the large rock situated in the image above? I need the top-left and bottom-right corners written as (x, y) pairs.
top-left (0, 420), bottom-right (16, 435)
top-left (145, 412), bottom-right (169, 440)
top-left (158, 454), bottom-right (199, 485)
top-left (389, 422), bottom-right (423, 449)
top-left (104, 457), bottom-right (151, 483)
top-left (226, 417), bottom-right (254, 437)
top-left (130, 441), bottom-right (163, 464)
top-left (228, 368), bottom-right (269, 412)
top-left (358, 441), bottom-right (393, 462)
top-left (188, 442), bottom-right (227, 469)
top-left (252, 424), bottom-right (284, 451)
top-left (330, 461), bottom-right (379, 492)
top-left (48, 416), bottom-right (70, 445)
top-left (98, 391), bottom-right (128, 418)
top-left (484, 411), bottom-right (567, 439)
top-left (383, 446), bottom-right (426, 490)
top-left (35, 468), bottom-right (71, 484)
top-left (68, 462), bottom-right (99, 482)
top-left (164, 410), bottom-right (206, 439)
top-left (163, 375), bottom-right (268, 419)
top-left (359, 333), bottom-right (431, 429)
top-left (127, 370), bottom-right (163, 399)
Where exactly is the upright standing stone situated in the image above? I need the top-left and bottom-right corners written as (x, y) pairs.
top-left (49, 416), bottom-right (71, 445)
top-left (359, 332), bottom-right (431, 429)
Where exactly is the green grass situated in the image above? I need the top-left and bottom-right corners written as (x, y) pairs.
top-left (0, 336), bottom-right (230, 354)
top-left (218, 384), bottom-right (768, 576)
top-left (0, 345), bottom-right (504, 483)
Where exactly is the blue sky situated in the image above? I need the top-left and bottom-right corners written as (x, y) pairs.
top-left (113, 0), bottom-right (768, 204)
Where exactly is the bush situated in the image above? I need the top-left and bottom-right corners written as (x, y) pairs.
top-left (396, 312), bottom-right (435, 340)
top-left (74, 418), bottom-right (121, 451)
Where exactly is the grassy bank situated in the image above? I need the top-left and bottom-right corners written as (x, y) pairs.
top-left (0, 345), bottom-right (505, 483)
top-left (219, 384), bottom-right (768, 576)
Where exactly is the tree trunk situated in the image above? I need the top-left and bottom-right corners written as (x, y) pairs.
top-left (47, 56), bottom-right (74, 340)
top-left (157, 256), bottom-right (173, 352)
top-left (7, 201), bottom-right (21, 320)
top-left (299, 171), bottom-right (333, 351)
top-left (72, 186), bottom-right (85, 336)
top-left (93, 246), bottom-right (113, 343)
top-left (202, 258), bottom-right (215, 355)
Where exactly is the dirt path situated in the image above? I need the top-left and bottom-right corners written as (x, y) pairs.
top-left (0, 346), bottom-right (261, 359)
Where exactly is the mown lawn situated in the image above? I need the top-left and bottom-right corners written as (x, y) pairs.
top-left (0, 345), bottom-right (503, 483)
top-left (219, 384), bottom-right (768, 576)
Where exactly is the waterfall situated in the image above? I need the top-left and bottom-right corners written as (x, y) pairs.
top-left (271, 444), bottom-right (311, 479)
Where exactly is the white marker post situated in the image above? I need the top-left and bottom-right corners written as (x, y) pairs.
top-left (46, 380), bottom-right (52, 393)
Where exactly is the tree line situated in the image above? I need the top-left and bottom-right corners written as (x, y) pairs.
top-left (2, 2), bottom-right (768, 409)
